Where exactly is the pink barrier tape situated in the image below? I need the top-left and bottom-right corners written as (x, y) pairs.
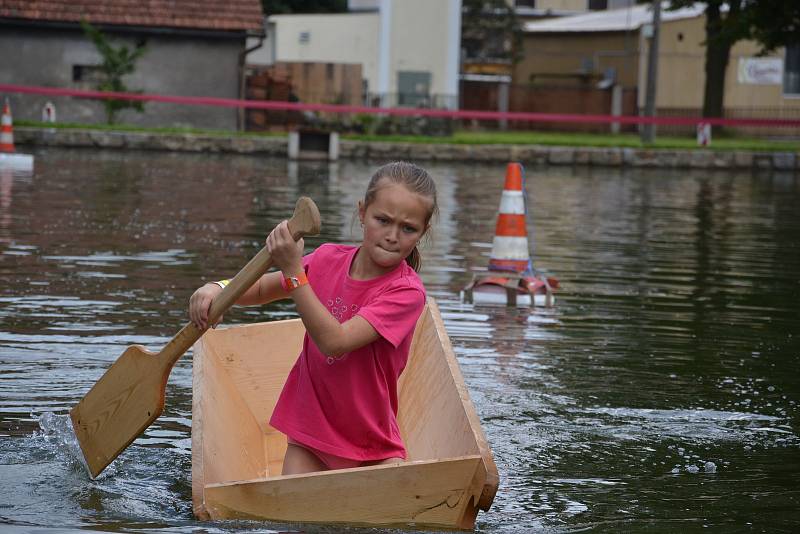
top-left (2, 83), bottom-right (799, 128)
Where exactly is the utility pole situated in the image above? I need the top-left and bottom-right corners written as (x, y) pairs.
top-left (641, 0), bottom-right (662, 144)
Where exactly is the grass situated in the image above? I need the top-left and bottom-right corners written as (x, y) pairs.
top-left (345, 130), bottom-right (800, 152)
top-left (16, 120), bottom-right (799, 152)
top-left (16, 119), bottom-right (286, 138)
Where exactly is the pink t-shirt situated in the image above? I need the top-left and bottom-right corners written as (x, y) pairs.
top-left (269, 243), bottom-right (426, 461)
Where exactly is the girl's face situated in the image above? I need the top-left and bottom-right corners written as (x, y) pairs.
top-left (358, 181), bottom-right (431, 275)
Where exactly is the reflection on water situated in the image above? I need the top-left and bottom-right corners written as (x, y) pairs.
top-left (1, 148), bottom-right (799, 532)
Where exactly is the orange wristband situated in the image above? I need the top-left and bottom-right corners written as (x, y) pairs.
top-left (281, 271), bottom-right (308, 292)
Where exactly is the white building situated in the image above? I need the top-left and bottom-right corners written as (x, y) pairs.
top-left (247, 0), bottom-right (462, 109)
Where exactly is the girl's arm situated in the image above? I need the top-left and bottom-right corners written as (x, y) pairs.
top-left (267, 221), bottom-right (380, 357)
top-left (188, 269), bottom-right (289, 330)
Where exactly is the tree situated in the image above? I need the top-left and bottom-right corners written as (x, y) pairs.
top-left (744, 1), bottom-right (800, 53)
top-left (461, 0), bottom-right (523, 66)
top-left (81, 20), bottom-right (147, 124)
top-left (261, 0), bottom-right (347, 14)
top-left (664, 0), bottom-right (800, 119)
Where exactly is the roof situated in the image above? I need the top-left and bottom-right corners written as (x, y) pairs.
top-left (0, 0), bottom-right (263, 32)
top-left (523, 2), bottom-right (706, 33)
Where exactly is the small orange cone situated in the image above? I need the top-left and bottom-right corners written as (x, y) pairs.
top-left (0, 99), bottom-right (34, 171)
top-left (488, 162), bottom-right (532, 274)
top-left (1, 100), bottom-right (16, 153)
top-left (463, 162), bottom-right (559, 307)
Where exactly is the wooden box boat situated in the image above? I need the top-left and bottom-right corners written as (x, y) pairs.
top-left (191, 298), bottom-right (498, 530)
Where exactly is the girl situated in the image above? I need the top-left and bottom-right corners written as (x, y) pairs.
top-left (189, 161), bottom-right (438, 475)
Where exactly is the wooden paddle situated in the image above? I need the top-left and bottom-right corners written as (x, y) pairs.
top-left (70, 197), bottom-right (321, 479)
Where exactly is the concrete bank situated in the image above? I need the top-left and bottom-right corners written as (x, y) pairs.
top-left (16, 127), bottom-right (799, 171)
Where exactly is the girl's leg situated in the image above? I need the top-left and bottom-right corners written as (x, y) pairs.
top-left (282, 443), bottom-right (327, 475)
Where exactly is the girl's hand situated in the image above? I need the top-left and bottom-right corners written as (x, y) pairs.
top-left (189, 283), bottom-right (223, 330)
top-left (266, 220), bottom-right (304, 275)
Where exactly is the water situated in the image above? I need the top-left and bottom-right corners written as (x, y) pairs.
top-left (1, 148), bottom-right (799, 532)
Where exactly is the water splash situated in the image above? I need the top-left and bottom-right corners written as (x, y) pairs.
top-left (36, 411), bottom-right (94, 479)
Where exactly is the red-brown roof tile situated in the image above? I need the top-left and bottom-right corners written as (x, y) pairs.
top-left (0, 0), bottom-right (263, 32)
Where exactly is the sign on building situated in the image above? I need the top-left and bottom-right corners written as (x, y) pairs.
top-left (737, 58), bottom-right (783, 85)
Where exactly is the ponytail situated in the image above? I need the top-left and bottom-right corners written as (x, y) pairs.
top-left (405, 246), bottom-right (422, 272)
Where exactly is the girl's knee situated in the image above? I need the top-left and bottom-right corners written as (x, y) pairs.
top-left (282, 443), bottom-right (326, 475)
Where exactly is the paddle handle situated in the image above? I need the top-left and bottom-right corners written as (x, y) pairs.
top-left (157, 197), bottom-right (321, 368)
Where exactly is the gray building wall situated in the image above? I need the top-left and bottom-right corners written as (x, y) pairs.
top-left (0, 26), bottom-right (244, 129)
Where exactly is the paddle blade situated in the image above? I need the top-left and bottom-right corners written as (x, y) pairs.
top-left (70, 345), bottom-right (167, 479)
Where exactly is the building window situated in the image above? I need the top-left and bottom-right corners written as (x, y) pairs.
top-left (588, 0), bottom-right (608, 10)
top-left (299, 31), bottom-right (310, 44)
top-left (515, 0), bottom-right (535, 7)
top-left (72, 65), bottom-right (104, 84)
top-left (397, 71), bottom-right (431, 107)
top-left (785, 44), bottom-right (800, 95)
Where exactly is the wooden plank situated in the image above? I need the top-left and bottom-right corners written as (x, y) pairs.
top-left (204, 456), bottom-right (483, 530)
top-left (199, 320), bottom-right (304, 435)
top-left (192, 317), bottom-right (305, 505)
top-left (399, 300), bottom-right (499, 511)
top-left (192, 337), bottom-right (266, 518)
top-left (191, 338), bottom-right (208, 519)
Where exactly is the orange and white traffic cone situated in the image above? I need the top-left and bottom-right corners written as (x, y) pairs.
top-left (463, 162), bottom-right (558, 307)
top-left (487, 162), bottom-right (532, 274)
top-left (1, 100), bottom-right (16, 153)
top-left (0, 99), bottom-right (34, 171)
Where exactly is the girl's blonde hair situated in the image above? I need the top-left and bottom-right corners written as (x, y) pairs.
top-left (363, 161), bottom-right (438, 272)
